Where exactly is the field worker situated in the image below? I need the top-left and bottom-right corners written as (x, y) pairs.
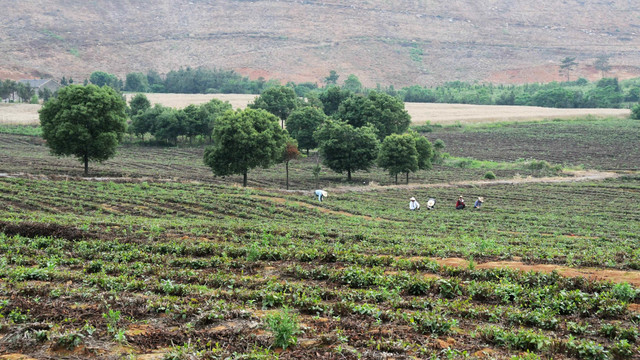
top-left (426, 198), bottom-right (436, 210)
top-left (315, 189), bottom-right (328, 202)
top-left (474, 197), bottom-right (484, 209)
top-left (409, 197), bottom-right (420, 210)
top-left (455, 195), bottom-right (466, 210)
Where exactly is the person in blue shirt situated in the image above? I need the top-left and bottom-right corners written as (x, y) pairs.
top-left (315, 190), bottom-right (328, 202)
top-left (474, 197), bottom-right (484, 209)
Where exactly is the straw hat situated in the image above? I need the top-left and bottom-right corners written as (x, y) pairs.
top-left (322, 191), bottom-right (328, 197)
top-left (458, 195), bottom-right (463, 199)
top-left (427, 198), bottom-right (436, 207)
top-left (477, 197), bottom-right (484, 202)
top-left (410, 197), bottom-right (416, 201)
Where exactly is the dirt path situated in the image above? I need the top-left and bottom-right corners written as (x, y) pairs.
top-left (252, 195), bottom-right (385, 221)
top-left (323, 170), bottom-right (622, 194)
top-left (432, 257), bottom-right (640, 288)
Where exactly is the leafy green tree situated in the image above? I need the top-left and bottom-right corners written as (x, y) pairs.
top-left (125, 72), bottom-right (149, 92)
top-left (594, 55), bottom-right (611, 78)
top-left (249, 86), bottom-right (299, 128)
top-left (1, 80), bottom-right (17, 101)
top-left (182, 104), bottom-right (213, 143)
top-left (324, 70), bottom-right (339, 86)
top-left (60, 76), bottom-right (68, 86)
top-left (89, 71), bottom-right (121, 89)
top-left (314, 120), bottom-right (379, 181)
top-left (414, 134), bottom-right (434, 170)
top-left (128, 93), bottom-right (151, 117)
top-left (282, 140), bottom-right (302, 190)
top-left (335, 91), bottom-right (411, 140)
top-left (559, 57), bottom-right (578, 82)
top-left (131, 104), bottom-right (165, 140)
top-left (16, 83), bottom-right (35, 103)
top-left (318, 86), bottom-right (352, 116)
top-left (38, 87), bottom-right (53, 102)
top-left (377, 133), bottom-right (418, 184)
top-left (631, 103), bottom-right (640, 120)
top-left (343, 74), bottom-right (363, 93)
top-left (203, 108), bottom-right (287, 187)
top-left (39, 84), bottom-right (127, 175)
top-left (152, 107), bottom-right (186, 145)
top-left (335, 95), bottom-right (374, 128)
top-left (366, 91), bottom-right (411, 139)
top-left (286, 106), bottom-right (327, 154)
top-left (199, 98), bottom-right (233, 142)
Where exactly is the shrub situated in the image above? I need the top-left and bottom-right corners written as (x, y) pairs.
top-left (264, 307), bottom-right (301, 350)
top-left (631, 103), bottom-right (640, 120)
top-left (484, 171), bottom-right (496, 179)
top-left (407, 311), bottom-right (457, 335)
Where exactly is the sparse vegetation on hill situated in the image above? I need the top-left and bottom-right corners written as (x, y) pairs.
top-left (2, 1), bottom-right (640, 86)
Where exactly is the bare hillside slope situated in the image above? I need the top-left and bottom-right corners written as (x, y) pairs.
top-left (1, 0), bottom-right (640, 86)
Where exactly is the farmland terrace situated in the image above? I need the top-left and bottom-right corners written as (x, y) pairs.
top-left (0, 116), bottom-right (639, 358)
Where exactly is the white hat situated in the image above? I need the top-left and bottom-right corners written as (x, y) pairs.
top-left (427, 198), bottom-right (436, 207)
top-left (410, 197), bottom-right (416, 201)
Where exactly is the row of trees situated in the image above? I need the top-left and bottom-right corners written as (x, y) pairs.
top-left (0, 80), bottom-right (45, 103)
top-left (53, 67), bottom-right (640, 110)
top-left (128, 95), bottom-right (233, 145)
top-left (400, 77), bottom-right (639, 108)
top-left (38, 83), bottom-right (440, 186)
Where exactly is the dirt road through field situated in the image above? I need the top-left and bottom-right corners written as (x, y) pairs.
top-left (325, 170), bottom-right (622, 194)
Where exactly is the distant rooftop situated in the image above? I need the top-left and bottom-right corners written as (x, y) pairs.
top-left (18, 79), bottom-right (57, 87)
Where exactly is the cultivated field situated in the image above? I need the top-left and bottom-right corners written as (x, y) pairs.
top-left (0, 118), bottom-right (638, 359)
top-left (1, 94), bottom-right (631, 126)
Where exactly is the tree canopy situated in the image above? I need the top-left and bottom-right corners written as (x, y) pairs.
top-left (203, 108), bottom-right (288, 186)
top-left (285, 106), bottom-right (327, 154)
top-left (377, 133), bottom-right (418, 184)
top-left (248, 86), bottom-right (299, 128)
top-left (39, 84), bottom-right (127, 175)
top-left (334, 91), bottom-right (410, 140)
top-left (314, 120), bottom-right (379, 181)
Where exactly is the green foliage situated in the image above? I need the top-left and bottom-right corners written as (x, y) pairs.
top-left (264, 307), bottom-right (301, 350)
top-left (286, 106), bottom-right (327, 152)
top-left (89, 71), bottom-right (122, 89)
top-left (343, 74), bottom-right (363, 93)
top-left (314, 120), bottom-right (379, 181)
top-left (377, 133), bottom-right (418, 183)
top-left (248, 85), bottom-right (299, 125)
top-left (128, 93), bottom-right (151, 117)
top-left (318, 86), bottom-right (352, 116)
top-left (335, 91), bottom-right (411, 140)
top-left (125, 72), bottom-right (149, 92)
top-left (484, 171), bottom-right (496, 179)
top-left (631, 103), bottom-right (640, 120)
top-left (39, 84), bottom-right (127, 175)
top-left (407, 311), bottom-right (457, 335)
top-left (203, 108), bottom-right (288, 186)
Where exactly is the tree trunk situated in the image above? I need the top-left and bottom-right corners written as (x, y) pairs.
top-left (84, 154), bottom-right (89, 176)
top-left (286, 161), bottom-right (289, 190)
top-left (406, 172), bottom-right (409, 184)
top-left (243, 171), bottom-right (248, 187)
top-left (306, 149), bottom-right (309, 156)
top-left (395, 174), bottom-right (398, 185)
top-left (347, 169), bottom-right (352, 182)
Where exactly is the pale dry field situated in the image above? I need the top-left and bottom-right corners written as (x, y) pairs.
top-left (0, 103), bottom-right (42, 125)
top-left (405, 102), bottom-right (631, 125)
top-left (123, 93), bottom-right (258, 110)
top-left (1, 94), bottom-right (630, 125)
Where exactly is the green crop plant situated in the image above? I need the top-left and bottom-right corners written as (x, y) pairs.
top-left (264, 307), bottom-right (301, 350)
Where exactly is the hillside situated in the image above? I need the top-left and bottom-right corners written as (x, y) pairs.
top-left (2, 0), bottom-right (640, 86)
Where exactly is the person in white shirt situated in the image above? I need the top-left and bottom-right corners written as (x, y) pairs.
top-left (409, 197), bottom-right (420, 210)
